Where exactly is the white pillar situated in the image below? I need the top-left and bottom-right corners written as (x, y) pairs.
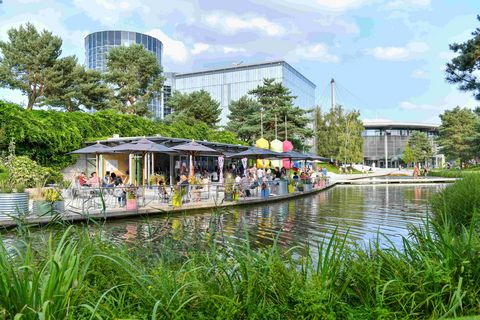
top-left (384, 131), bottom-right (388, 169)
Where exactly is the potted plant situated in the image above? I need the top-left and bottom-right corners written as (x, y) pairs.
top-left (224, 174), bottom-right (234, 201)
top-left (288, 179), bottom-right (296, 194)
top-left (0, 167), bottom-right (29, 218)
top-left (277, 177), bottom-right (288, 195)
top-left (303, 179), bottom-right (313, 192)
top-left (297, 181), bottom-right (304, 192)
top-left (126, 187), bottom-right (137, 210)
top-left (32, 187), bottom-right (64, 216)
top-left (172, 185), bottom-right (187, 207)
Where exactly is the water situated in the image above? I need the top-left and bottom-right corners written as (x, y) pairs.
top-left (102, 183), bottom-right (442, 249)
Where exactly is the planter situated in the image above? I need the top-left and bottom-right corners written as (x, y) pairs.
top-left (33, 201), bottom-right (64, 216)
top-left (224, 193), bottom-right (233, 202)
top-left (277, 180), bottom-right (288, 196)
top-left (288, 185), bottom-right (295, 194)
top-left (304, 183), bottom-right (313, 192)
top-left (126, 198), bottom-right (137, 210)
top-left (0, 192), bottom-right (29, 218)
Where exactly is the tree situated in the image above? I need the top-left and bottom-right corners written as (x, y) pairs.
top-left (407, 131), bottom-right (433, 164)
top-left (402, 144), bottom-right (415, 165)
top-left (437, 107), bottom-right (477, 165)
top-left (315, 106), bottom-right (363, 164)
top-left (226, 96), bottom-right (261, 142)
top-left (230, 79), bottom-right (312, 149)
top-left (104, 44), bottom-right (163, 116)
top-left (166, 90), bottom-right (221, 127)
top-left (445, 15), bottom-right (480, 100)
top-left (0, 23), bottom-right (62, 110)
top-left (43, 56), bottom-right (111, 112)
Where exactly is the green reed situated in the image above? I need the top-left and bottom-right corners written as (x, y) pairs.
top-left (0, 181), bottom-right (480, 319)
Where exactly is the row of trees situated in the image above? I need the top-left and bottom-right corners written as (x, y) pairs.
top-left (0, 23), bottom-right (162, 116)
top-left (315, 106), bottom-right (364, 164)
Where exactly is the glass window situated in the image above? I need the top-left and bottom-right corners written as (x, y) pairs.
top-left (108, 31), bottom-right (114, 45)
top-left (114, 31), bottom-right (121, 45)
top-left (136, 32), bottom-right (141, 44)
top-left (142, 34), bottom-right (148, 48)
top-left (147, 36), bottom-right (152, 51)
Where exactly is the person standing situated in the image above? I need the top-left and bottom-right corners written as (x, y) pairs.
top-left (413, 164), bottom-right (420, 178)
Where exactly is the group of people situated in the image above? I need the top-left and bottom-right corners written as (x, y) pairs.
top-left (76, 171), bottom-right (132, 207)
top-left (413, 164), bottom-right (429, 177)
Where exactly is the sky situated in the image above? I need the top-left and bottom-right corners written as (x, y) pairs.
top-left (0, 0), bottom-right (479, 124)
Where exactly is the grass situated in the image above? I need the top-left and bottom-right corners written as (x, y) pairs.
top-left (1, 178), bottom-right (480, 319)
top-left (317, 163), bottom-right (362, 174)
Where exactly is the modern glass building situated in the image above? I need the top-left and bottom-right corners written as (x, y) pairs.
top-left (362, 121), bottom-right (443, 168)
top-left (84, 31), bottom-right (163, 118)
top-left (168, 61), bottom-right (316, 125)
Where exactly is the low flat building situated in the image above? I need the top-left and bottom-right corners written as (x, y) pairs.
top-left (362, 121), bottom-right (443, 168)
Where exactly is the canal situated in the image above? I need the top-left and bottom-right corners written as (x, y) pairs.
top-left (101, 183), bottom-right (443, 249)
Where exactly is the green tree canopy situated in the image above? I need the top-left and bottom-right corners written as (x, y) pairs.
top-left (315, 106), bottom-right (364, 164)
top-left (227, 79), bottom-right (312, 149)
top-left (445, 15), bottom-right (480, 100)
top-left (437, 106), bottom-right (478, 164)
top-left (105, 44), bottom-right (163, 116)
top-left (0, 100), bottom-right (241, 169)
top-left (43, 56), bottom-right (111, 112)
top-left (226, 96), bottom-right (261, 142)
top-left (406, 131), bottom-right (433, 164)
top-left (401, 144), bottom-right (415, 165)
top-left (166, 90), bottom-right (221, 127)
top-left (0, 23), bottom-right (63, 110)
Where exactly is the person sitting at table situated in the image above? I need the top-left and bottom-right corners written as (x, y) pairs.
top-left (103, 171), bottom-right (111, 186)
top-left (78, 172), bottom-right (87, 186)
top-left (86, 172), bottom-right (100, 188)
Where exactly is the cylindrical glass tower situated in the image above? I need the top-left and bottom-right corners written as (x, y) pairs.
top-left (84, 31), bottom-right (163, 117)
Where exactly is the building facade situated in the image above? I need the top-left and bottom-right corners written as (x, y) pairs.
top-left (362, 121), bottom-right (443, 168)
top-left (84, 31), bottom-right (164, 118)
top-left (167, 61), bottom-right (316, 124)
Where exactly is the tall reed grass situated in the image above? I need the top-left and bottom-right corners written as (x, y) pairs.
top-left (1, 179), bottom-right (480, 319)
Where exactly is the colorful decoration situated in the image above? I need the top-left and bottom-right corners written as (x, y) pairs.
top-left (255, 137), bottom-right (270, 168)
top-left (282, 140), bottom-right (293, 169)
top-left (270, 139), bottom-right (282, 168)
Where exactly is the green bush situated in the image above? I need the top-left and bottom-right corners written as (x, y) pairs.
top-left (0, 100), bottom-right (242, 169)
top-left (430, 174), bottom-right (480, 231)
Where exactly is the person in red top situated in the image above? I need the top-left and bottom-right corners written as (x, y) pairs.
top-left (78, 172), bottom-right (87, 186)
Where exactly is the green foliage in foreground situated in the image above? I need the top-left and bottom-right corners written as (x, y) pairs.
top-left (429, 169), bottom-right (480, 178)
top-left (0, 100), bottom-right (241, 168)
top-left (431, 174), bottom-right (480, 232)
top-left (2, 185), bottom-right (480, 319)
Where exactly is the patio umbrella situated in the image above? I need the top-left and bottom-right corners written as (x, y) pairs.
top-left (69, 142), bottom-right (113, 179)
top-left (109, 139), bottom-right (177, 185)
top-left (172, 140), bottom-right (221, 183)
top-left (228, 147), bottom-right (280, 159)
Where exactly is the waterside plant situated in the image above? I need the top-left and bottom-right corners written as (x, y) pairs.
top-left (0, 177), bottom-right (479, 319)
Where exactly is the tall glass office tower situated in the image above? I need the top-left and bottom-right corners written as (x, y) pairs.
top-left (169, 61), bottom-right (316, 125)
top-left (84, 31), bottom-right (163, 118)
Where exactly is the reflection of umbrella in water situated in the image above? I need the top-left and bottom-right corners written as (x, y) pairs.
top-left (109, 139), bottom-right (177, 185)
top-left (69, 142), bottom-right (113, 178)
top-left (172, 140), bottom-right (220, 182)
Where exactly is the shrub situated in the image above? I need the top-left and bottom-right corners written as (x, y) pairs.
top-left (430, 174), bottom-right (480, 231)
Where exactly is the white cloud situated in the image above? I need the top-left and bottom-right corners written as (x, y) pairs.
top-left (292, 43), bottom-right (340, 63)
top-left (146, 29), bottom-right (189, 64)
top-left (73, 0), bottom-right (145, 26)
top-left (222, 46), bottom-right (246, 54)
top-left (411, 69), bottom-right (428, 79)
top-left (204, 13), bottom-right (285, 36)
top-left (366, 42), bottom-right (429, 61)
top-left (191, 43), bottom-right (210, 55)
top-left (384, 0), bottom-right (431, 10)
top-left (316, 16), bottom-right (360, 34)
top-left (314, 0), bottom-right (372, 11)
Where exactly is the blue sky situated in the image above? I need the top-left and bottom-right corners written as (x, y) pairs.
top-left (0, 0), bottom-right (479, 123)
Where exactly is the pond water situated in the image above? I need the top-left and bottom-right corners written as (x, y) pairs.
top-left (2, 184), bottom-right (444, 251)
top-left (102, 183), bottom-right (443, 250)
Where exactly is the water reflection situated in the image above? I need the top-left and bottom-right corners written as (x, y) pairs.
top-left (102, 184), bottom-right (440, 249)
top-left (3, 184), bottom-right (442, 251)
